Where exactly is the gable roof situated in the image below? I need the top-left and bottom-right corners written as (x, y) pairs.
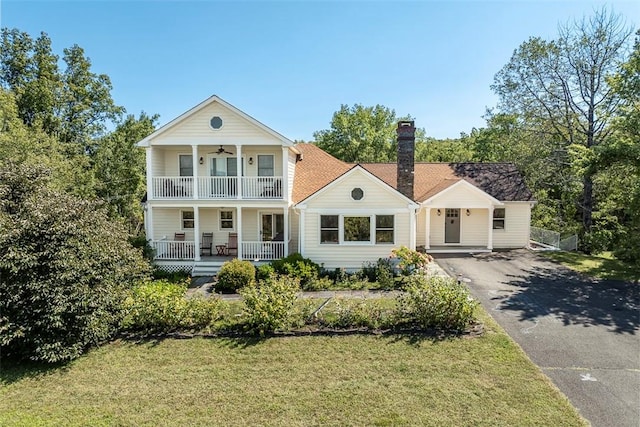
top-left (361, 162), bottom-right (533, 202)
top-left (136, 95), bottom-right (297, 148)
top-left (292, 143), bottom-right (534, 203)
top-left (292, 143), bottom-right (352, 203)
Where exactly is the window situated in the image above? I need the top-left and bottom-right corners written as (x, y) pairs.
top-left (375, 215), bottom-right (394, 243)
top-left (493, 208), bottom-right (505, 230)
top-left (220, 210), bottom-right (234, 230)
top-left (351, 188), bottom-right (364, 201)
top-left (320, 215), bottom-right (339, 244)
top-left (344, 216), bottom-right (370, 242)
top-left (181, 210), bottom-right (194, 229)
top-left (320, 214), bottom-right (396, 244)
top-left (258, 155), bottom-right (274, 176)
top-left (209, 116), bottom-right (223, 130)
top-left (179, 155), bottom-right (193, 177)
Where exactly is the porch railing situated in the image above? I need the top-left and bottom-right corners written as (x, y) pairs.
top-left (151, 176), bottom-right (283, 199)
top-left (241, 241), bottom-right (285, 261)
top-left (152, 240), bottom-right (195, 260)
top-left (152, 177), bottom-right (194, 199)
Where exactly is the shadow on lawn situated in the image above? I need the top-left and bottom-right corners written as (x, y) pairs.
top-left (0, 359), bottom-right (69, 386)
top-left (499, 265), bottom-right (639, 334)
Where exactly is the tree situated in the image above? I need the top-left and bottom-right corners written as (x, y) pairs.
top-left (93, 112), bottom-right (158, 231)
top-left (0, 163), bottom-right (150, 363)
top-left (314, 104), bottom-right (417, 162)
top-left (492, 8), bottom-right (633, 249)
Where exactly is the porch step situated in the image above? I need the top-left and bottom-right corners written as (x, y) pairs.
top-left (191, 261), bottom-right (225, 277)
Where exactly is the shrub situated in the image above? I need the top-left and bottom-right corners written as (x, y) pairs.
top-left (396, 275), bottom-right (477, 331)
top-left (256, 263), bottom-right (275, 281)
top-left (391, 246), bottom-right (433, 275)
top-left (362, 258), bottom-right (396, 289)
top-left (121, 280), bottom-right (222, 333)
top-left (0, 163), bottom-right (150, 363)
top-left (270, 253), bottom-right (321, 289)
top-left (216, 259), bottom-right (255, 293)
top-left (325, 298), bottom-right (386, 329)
top-left (240, 276), bottom-right (300, 335)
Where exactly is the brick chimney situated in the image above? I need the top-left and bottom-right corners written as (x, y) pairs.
top-left (396, 120), bottom-right (415, 199)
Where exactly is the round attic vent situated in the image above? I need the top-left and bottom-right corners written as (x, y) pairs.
top-left (351, 188), bottom-right (364, 201)
top-left (210, 116), bottom-right (223, 130)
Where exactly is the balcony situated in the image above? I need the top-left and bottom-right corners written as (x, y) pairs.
top-left (151, 176), bottom-right (283, 200)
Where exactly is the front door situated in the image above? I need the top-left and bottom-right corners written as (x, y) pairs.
top-left (445, 208), bottom-right (461, 244)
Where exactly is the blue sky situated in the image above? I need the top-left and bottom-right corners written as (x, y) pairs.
top-left (2, 1), bottom-right (638, 141)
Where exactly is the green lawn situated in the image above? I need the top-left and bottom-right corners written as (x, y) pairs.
top-left (541, 251), bottom-right (639, 283)
top-left (0, 312), bottom-right (585, 427)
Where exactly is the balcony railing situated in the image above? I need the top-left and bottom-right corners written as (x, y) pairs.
top-left (151, 176), bottom-right (283, 200)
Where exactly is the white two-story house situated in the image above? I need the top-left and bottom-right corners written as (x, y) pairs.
top-left (138, 95), bottom-right (535, 275)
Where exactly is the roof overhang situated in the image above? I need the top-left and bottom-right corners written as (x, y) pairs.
top-left (422, 179), bottom-right (504, 207)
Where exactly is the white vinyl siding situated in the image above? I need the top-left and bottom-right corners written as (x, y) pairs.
top-left (428, 208), bottom-right (488, 246)
top-left (155, 102), bottom-right (284, 145)
top-left (492, 203), bottom-right (531, 248)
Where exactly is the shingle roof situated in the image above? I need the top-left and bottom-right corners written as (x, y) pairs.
top-left (292, 143), bottom-right (534, 203)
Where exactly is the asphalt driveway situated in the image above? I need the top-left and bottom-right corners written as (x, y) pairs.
top-left (434, 250), bottom-right (640, 427)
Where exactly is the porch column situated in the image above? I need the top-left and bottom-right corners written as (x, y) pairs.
top-left (283, 207), bottom-right (289, 257)
top-left (298, 206), bottom-right (306, 256)
top-left (487, 205), bottom-right (494, 250)
top-left (146, 204), bottom-right (154, 241)
top-left (236, 207), bottom-right (243, 259)
top-left (191, 145), bottom-right (199, 200)
top-left (424, 207), bottom-right (430, 250)
top-left (281, 147), bottom-right (289, 200)
top-left (194, 206), bottom-right (201, 261)
top-left (146, 147), bottom-right (153, 200)
top-left (408, 205), bottom-right (416, 250)
top-left (235, 144), bottom-right (242, 199)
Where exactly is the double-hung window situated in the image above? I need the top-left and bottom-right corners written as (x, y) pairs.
top-left (220, 210), bottom-right (234, 230)
top-left (257, 155), bottom-right (274, 176)
top-left (375, 215), bottom-right (394, 243)
top-left (320, 215), bottom-right (339, 244)
top-left (181, 210), bottom-right (194, 229)
top-left (179, 155), bottom-right (193, 177)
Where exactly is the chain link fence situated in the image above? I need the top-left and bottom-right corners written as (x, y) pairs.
top-left (530, 226), bottom-right (578, 251)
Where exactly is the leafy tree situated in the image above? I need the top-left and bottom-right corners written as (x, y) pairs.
top-left (492, 8), bottom-right (633, 250)
top-left (0, 163), bottom-right (150, 363)
top-left (94, 112), bottom-right (158, 231)
top-left (314, 104), bottom-right (419, 162)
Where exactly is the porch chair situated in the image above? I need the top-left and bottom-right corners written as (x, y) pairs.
top-left (201, 232), bottom-right (213, 256)
top-left (227, 232), bottom-right (238, 256)
top-left (171, 232), bottom-right (186, 258)
top-left (174, 232), bottom-right (185, 241)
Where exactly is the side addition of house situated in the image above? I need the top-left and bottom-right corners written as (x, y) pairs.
top-left (138, 96), bottom-right (535, 274)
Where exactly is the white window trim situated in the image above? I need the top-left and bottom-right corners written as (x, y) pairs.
top-left (493, 207), bottom-right (506, 231)
top-left (209, 116), bottom-right (224, 131)
top-left (257, 153), bottom-right (276, 177)
top-left (180, 209), bottom-right (195, 230)
top-left (319, 214), bottom-right (396, 246)
top-left (178, 153), bottom-right (193, 177)
top-left (219, 210), bottom-right (235, 231)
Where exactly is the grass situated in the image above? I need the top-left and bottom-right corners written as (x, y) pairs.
top-left (541, 251), bottom-right (639, 283)
top-left (0, 312), bottom-right (586, 426)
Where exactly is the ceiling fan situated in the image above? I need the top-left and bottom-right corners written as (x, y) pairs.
top-left (211, 145), bottom-right (233, 155)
